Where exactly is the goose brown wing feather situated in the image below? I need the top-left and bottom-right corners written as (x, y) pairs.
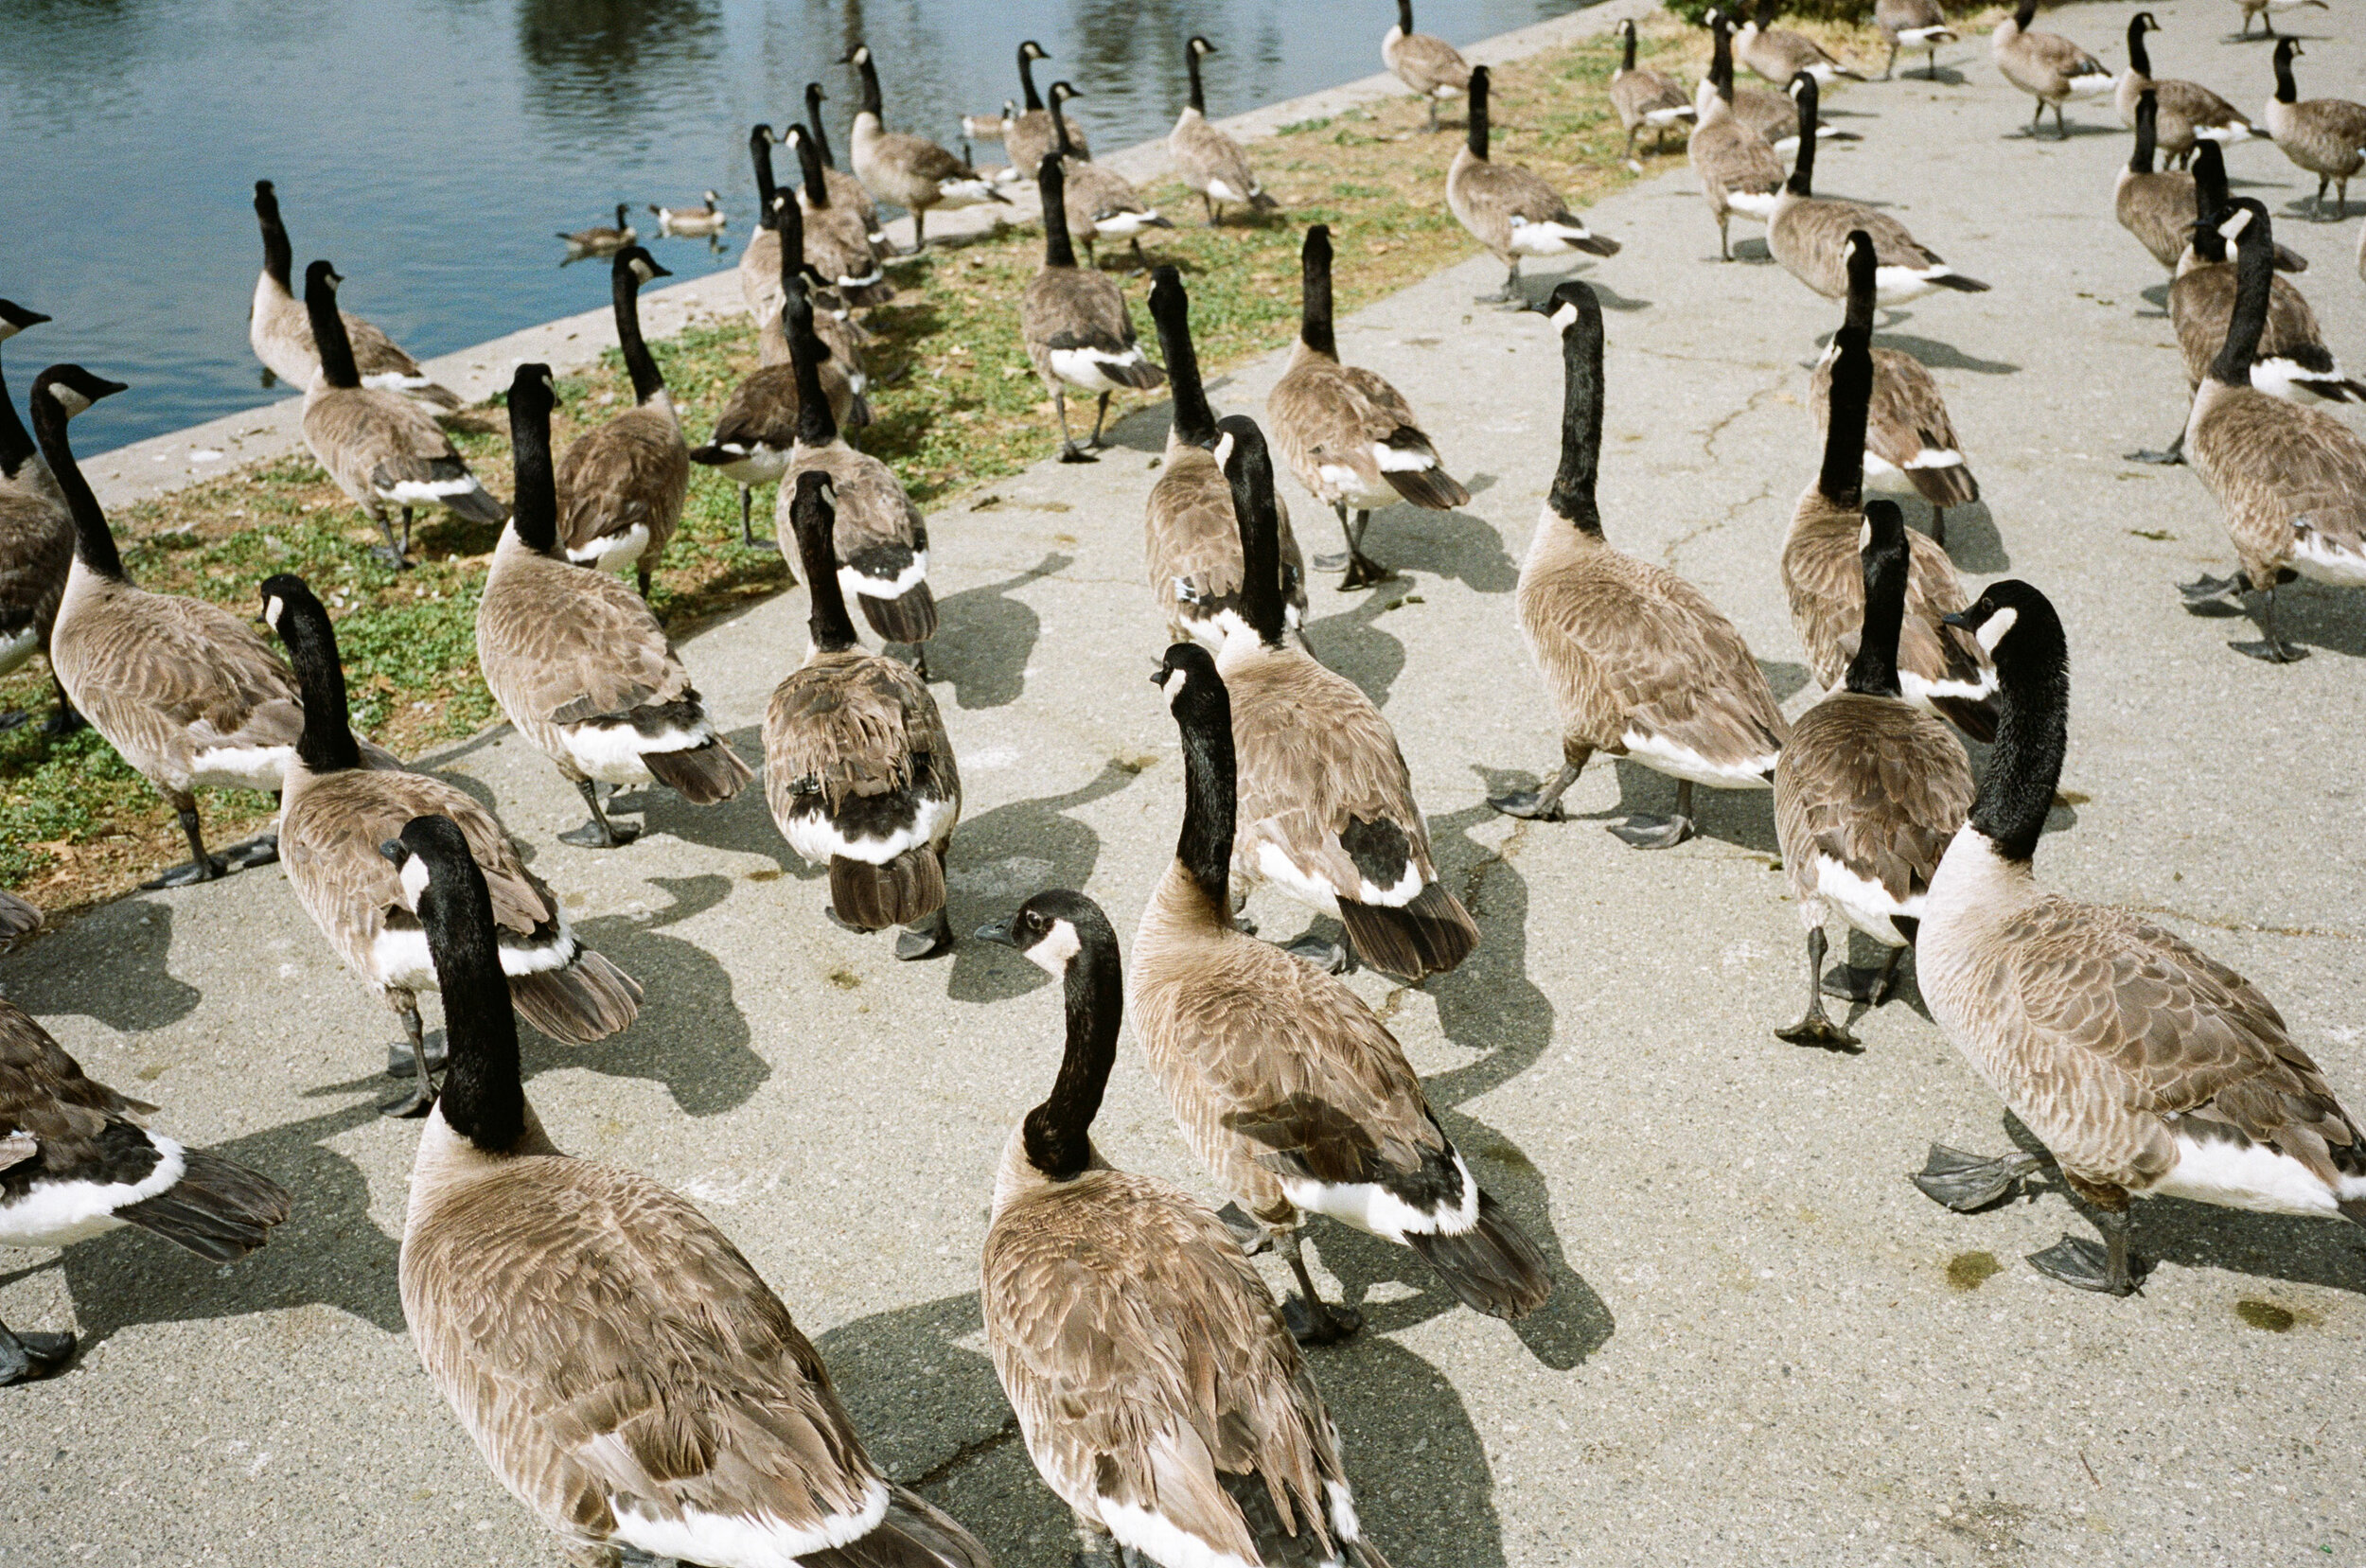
top-left (480, 553), bottom-right (694, 732)
top-left (54, 584), bottom-right (304, 786)
top-left (1145, 448), bottom-right (1308, 642)
top-left (763, 652), bottom-right (952, 819)
top-left (1, 999), bottom-right (156, 1173)
top-left (0, 488), bottom-right (71, 643)
top-left (557, 407), bottom-right (690, 560)
top-left (1777, 696), bottom-right (1970, 908)
top-left (2172, 266), bottom-right (2340, 392)
top-left (2190, 387), bottom-right (2366, 575)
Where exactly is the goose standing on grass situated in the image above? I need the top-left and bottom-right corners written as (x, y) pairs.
top-left (1875, 0), bottom-right (1955, 81)
top-left (1267, 224), bottom-right (1468, 588)
top-left (754, 191), bottom-right (872, 387)
top-left (1384, 0), bottom-right (1473, 134)
top-left (298, 261), bottom-right (505, 569)
top-left (1002, 41), bottom-right (1086, 176)
top-left (0, 995), bottom-right (291, 1384)
top-left (1449, 64), bottom-right (1621, 305)
top-left (1690, 17), bottom-right (1786, 263)
top-left (387, 813), bottom-right (995, 1567)
top-left (39, 365), bottom-right (299, 888)
top-left (249, 183), bottom-right (457, 409)
top-left (1810, 235), bottom-right (1980, 546)
top-left (1215, 414), bottom-right (1477, 979)
top-left (738, 123), bottom-right (787, 323)
top-left (1910, 581), bottom-right (2366, 1295)
top-left (1491, 283), bottom-right (1789, 848)
top-left (2116, 12), bottom-right (2253, 167)
top-left (479, 364), bottom-right (752, 848)
top-left (1172, 35), bottom-right (1281, 225)
top-left (2263, 40), bottom-right (2366, 220)
top-left (1771, 75), bottom-right (1988, 305)
top-left (1772, 501), bottom-right (1973, 1048)
top-left (648, 190), bottom-right (726, 239)
top-left (1736, 0), bottom-right (1863, 88)
top-left (0, 302), bottom-right (82, 734)
top-left (555, 248), bottom-right (687, 600)
top-left (785, 124), bottom-right (893, 303)
top-left (692, 202), bottom-right (869, 555)
top-left (783, 284), bottom-right (940, 670)
top-left (1144, 268), bottom-right (1307, 649)
top-left (557, 203), bottom-right (636, 257)
top-left (841, 43), bottom-right (1007, 252)
top-left (1992, 0), bottom-right (2116, 141)
top-left (1048, 83), bottom-right (1171, 273)
top-left (1022, 154), bottom-right (1166, 466)
top-left (1785, 240), bottom-right (1997, 738)
top-left (263, 575), bottom-right (638, 1117)
top-left (764, 473), bottom-right (960, 961)
top-left (804, 84), bottom-right (883, 238)
top-left (1612, 17), bottom-right (1697, 162)
top-left (1137, 640), bottom-right (1547, 1343)
top-left (2180, 201), bottom-right (2366, 661)
top-left (2237, 0), bottom-right (2327, 39)
top-left (978, 889), bottom-right (1388, 1568)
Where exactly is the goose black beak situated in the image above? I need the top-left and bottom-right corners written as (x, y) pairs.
top-left (974, 917), bottom-right (1018, 947)
top-left (378, 839), bottom-right (407, 866)
top-left (1940, 610), bottom-right (1971, 629)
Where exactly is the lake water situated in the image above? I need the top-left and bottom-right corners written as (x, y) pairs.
top-left (1, 0), bottom-right (1585, 455)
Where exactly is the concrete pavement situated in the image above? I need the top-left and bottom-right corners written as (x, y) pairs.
top-left (6, 2), bottom-right (2365, 1563)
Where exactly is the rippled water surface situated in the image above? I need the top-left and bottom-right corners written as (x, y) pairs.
top-left (1, 0), bottom-right (1585, 453)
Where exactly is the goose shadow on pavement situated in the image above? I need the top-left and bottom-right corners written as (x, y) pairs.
top-left (5, 897), bottom-right (202, 1031)
top-left (929, 552), bottom-right (1073, 712)
top-left (945, 760), bottom-right (1142, 1004)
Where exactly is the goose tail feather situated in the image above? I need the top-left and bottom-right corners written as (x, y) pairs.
top-left (644, 738), bottom-right (755, 804)
top-left (829, 847), bottom-right (945, 931)
top-left (1406, 1189), bottom-right (1552, 1320)
top-left (1337, 882), bottom-right (1478, 981)
top-left (118, 1148), bottom-right (292, 1262)
top-left (508, 951), bottom-right (644, 1045)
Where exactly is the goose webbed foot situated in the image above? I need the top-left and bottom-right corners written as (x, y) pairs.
top-left (2233, 585), bottom-right (2307, 661)
top-left (378, 1077), bottom-right (437, 1118)
top-left (220, 833), bottom-right (280, 871)
top-left (42, 696), bottom-right (84, 737)
top-left (1607, 812), bottom-right (1691, 849)
top-left (1825, 944), bottom-right (1906, 1005)
top-left (737, 488), bottom-right (779, 554)
top-left (893, 908), bottom-right (954, 960)
top-left (1215, 1202), bottom-right (1272, 1254)
top-left (1337, 552), bottom-right (1395, 589)
top-left (2179, 573), bottom-right (2242, 605)
top-left (1912, 1143), bottom-right (2044, 1211)
top-left (1058, 443), bottom-right (1100, 464)
top-left (1778, 932), bottom-right (1863, 1046)
top-left (1281, 933), bottom-right (1351, 974)
top-left (384, 1036), bottom-right (449, 1078)
top-left (1282, 1293), bottom-right (1365, 1346)
top-left (0, 1325), bottom-right (77, 1385)
top-left (560, 780), bottom-right (640, 847)
top-left (2027, 1210), bottom-right (2143, 1295)
top-left (2126, 443), bottom-right (2185, 466)
top-left (1492, 756), bottom-right (1584, 821)
top-left (143, 854), bottom-right (227, 889)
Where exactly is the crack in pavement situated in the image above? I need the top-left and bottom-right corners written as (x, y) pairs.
top-left (2121, 905), bottom-right (2361, 943)
top-left (906, 1413), bottom-right (1022, 1490)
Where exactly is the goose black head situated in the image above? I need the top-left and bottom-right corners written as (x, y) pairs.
top-left (975, 888), bottom-right (1109, 975)
top-left (34, 363), bottom-right (129, 418)
top-left (0, 300), bottom-right (53, 342)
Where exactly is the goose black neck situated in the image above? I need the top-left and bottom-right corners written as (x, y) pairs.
top-left (415, 830), bottom-right (527, 1154)
top-left (2013, 0), bottom-right (2037, 26)
top-left (2130, 91), bottom-right (2157, 175)
top-left (303, 266), bottom-right (362, 390)
top-left (1022, 909), bottom-right (1121, 1182)
top-left (1227, 434), bottom-right (1288, 647)
top-left (1711, 22), bottom-right (1737, 101)
top-left (1016, 44), bottom-right (1044, 112)
top-left (1050, 94), bottom-right (1078, 158)
top-left (805, 87), bottom-right (837, 167)
top-left (1186, 44), bottom-right (1207, 115)
top-left (1755, 0), bottom-right (1776, 26)
top-left (1842, 242), bottom-right (1875, 337)
top-left (275, 588), bottom-right (366, 773)
top-left (0, 349), bottom-right (30, 480)
top-left (789, 479), bottom-right (859, 652)
top-left (1969, 598), bottom-right (2068, 865)
top-left (2190, 143), bottom-right (2230, 263)
top-left (1548, 291), bottom-right (1606, 537)
top-left (611, 260), bottom-right (664, 406)
top-left (1467, 65), bottom-right (1491, 158)
top-left (856, 55), bottom-right (884, 119)
top-left (1150, 271), bottom-right (1216, 448)
top-left (1398, 0), bottom-right (1417, 35)
top-left (1787, 77), bottom-right (1820, 195)
top-left (506, 372), bottom-right (560, 555)
top-left (255, 183), bottom-right (293, 289)
top-left (2208, 210), bottom-right (2274, 386)
top-left (792, 129), bottom-right (831, 208)
top-left (750, 126), bottom-right (780, 221)
top-left (2126, 15), bottom-right (2152, 78)
top-left (1844, 509), bottom-right (1907, 697)
top-left (775, 197), bottom-right (810, 295)
top-left (1171, 666), bottom-right (1237, 913)
top-left (1039, 156), bottom-right (1078, 269)
top-left (1820, 326), bottom-right (1871, 508)
top-left (1621, 22), bottom-right (1638, 71)
top-left (2273, 40), bottom-right (2298, 103)
top-left (30, 374), bottom-right (125, 581)
top-left (1298, 227), bottom-right (1337, 360)
top-left (788, 288), bottom-right (839, 448)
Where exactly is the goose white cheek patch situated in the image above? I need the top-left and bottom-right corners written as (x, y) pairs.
top-left (1974, 605), bottom-right (2018, 654)
top-left (398, 854), bottom-right (432, 907)
top-left (1025, 918), bottom-right (1082, 975)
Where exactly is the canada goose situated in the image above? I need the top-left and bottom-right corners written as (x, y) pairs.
top-left (37, 365), bottom-right (298, 887)
top-left (1215, 414), bottom-right (1476, 979)
top-left (1047, 82), bottom-right (1171, 273)
top-left (557, 203), bottom-right (636, 256)
top-left (2263, 40), bottom-right (2366, 220)
top-left (840, 43), bottom-right (1008, 251)
top-left (2117, 13), bottom-right (2253, 167)
top-left (386, 812), bottom-right (994, 1566)
top-left (0, 995), bottom-right (291, 1384)
top-left (1449, 65), bottom-right (1620, 306)
top-left (783, 123), bottom-right (892, 303)
top-left (1910, 581), bottom-right (2366, 1295)
top-left (1611, 17), bottom-right (1697, 162)
top-left (976, 889), bottom-right (1387, 1568)
top-left (1808, 237), bottom-right (1981, 545)
top-left (2118, 91), bottom-right (2202, 272)
top-left (1385, 0), bottom-right (1473, 133)
top-left (298, 261), bottom-right (505, 569)
top-left (1771, 75), bottom-right (1988, 305)
top-left (552, 248), bottom-right (687, 600)
top-left (1700, 9), bottom-right (1860, 154)
top-left (1143, 267), bottom-right (1308, 649)
top-left (648, 189), bottom-right (727, 238)
top-left (1784, 238), bottom-right (1999, 738)
top-left (1492, 282), bottom-right (1789, 848)
top-left (692, 203), bottom-right (869, 555)
top-left (781, 282), bottom-right (939, 665)
top-left (1022, 154), bottom-right (1167, 465)
top-left (754, 192), bottom-right (872, 386)
top-left (0, 302), bottom-right (80, 735)
top-left (1736, 0), bottom-right (1863, 88)
top-left (478, 363), bottom-right (753, 847)
top-left (1771, 501), bottom-right (1973, 1048)
top-left (803, 83), bottom-right (884, 238)
top-left (248, 183), bottom-right (456, 409)
top-left (1992, 0), bottom-right (2115, 141)
top-left (1690, 17), bottom-right (1787, 262)
top-left (764, 472), bottom-right (960, 960)
top-left (1172, 36), bottom-right (1282, 225)
top-left (0, 890), bottom-right (38, 949)
top-left (1267, 225), bottom-right (1468, 588)
top-left (261, 574), bottom-right (639, 1116)
top-left (1137, 640), bottom-right (1547, 1342)
top-left (2179, 201), bottom-right (2366, 661)
top-left (738, 123), bottom-right (787, 323)
top-left (1875, 0), bottom-right (1955, 81)
top-left (2237, 0), bottom-right (2328, 39)
top-left (1002, 40), bottom-right (1088, 175)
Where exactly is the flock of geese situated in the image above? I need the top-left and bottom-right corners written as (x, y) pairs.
top-left (4, 4), bottom-right (2366, 1565)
